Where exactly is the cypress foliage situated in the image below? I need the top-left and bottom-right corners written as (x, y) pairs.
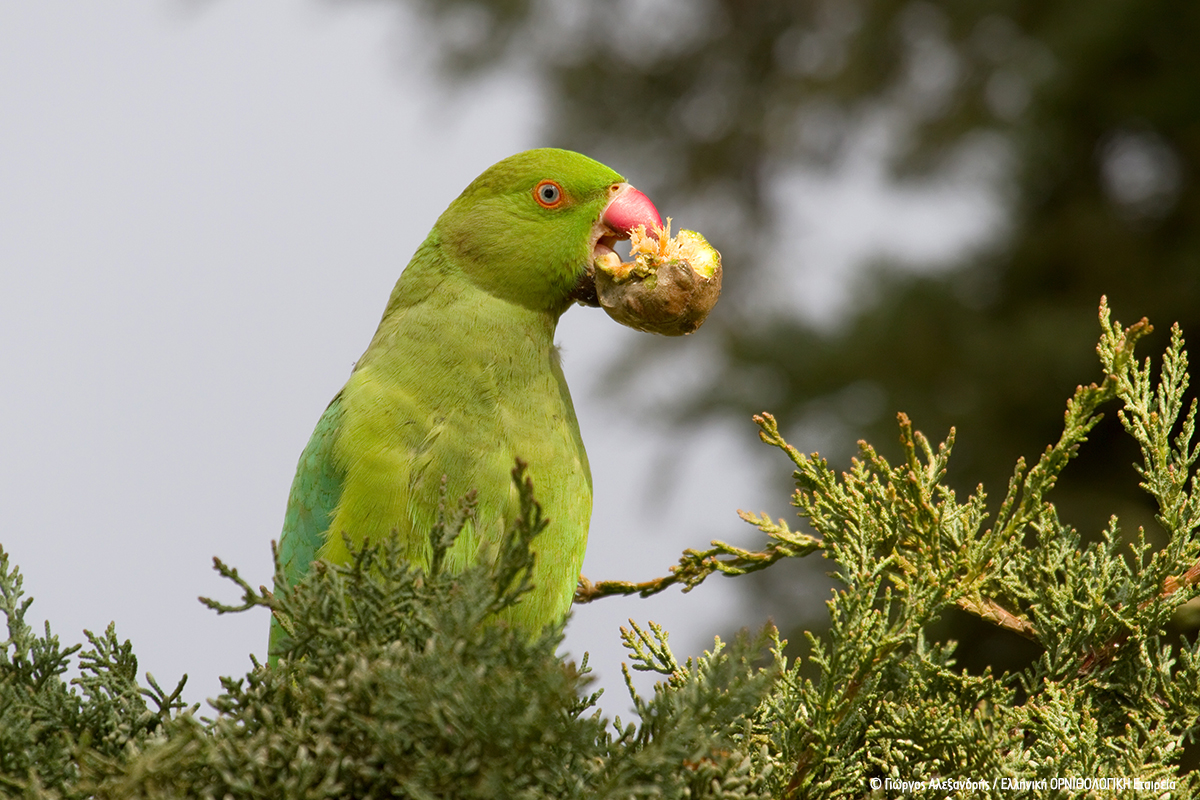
top-left (3, 300), bottom-right (1199, 798)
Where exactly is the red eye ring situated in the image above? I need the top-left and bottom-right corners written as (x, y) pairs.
top-left (534, 180), bottom-right (564, 208)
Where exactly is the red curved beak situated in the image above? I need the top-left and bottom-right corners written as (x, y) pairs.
top-left (601, 184), bottom-right (663, 239)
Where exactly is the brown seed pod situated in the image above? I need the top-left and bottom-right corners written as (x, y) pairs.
top-left (593, 220), bottom-right (722, 336)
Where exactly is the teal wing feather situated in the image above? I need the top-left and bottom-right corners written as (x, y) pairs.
top-left (269, 392), bottom-right (346, 663)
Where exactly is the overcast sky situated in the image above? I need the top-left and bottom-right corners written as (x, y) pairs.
top-left (0, 1), bottom-right (997, 715)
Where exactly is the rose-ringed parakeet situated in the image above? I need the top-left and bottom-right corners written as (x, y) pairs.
top-left (270, 149), bottom-right (663, 661)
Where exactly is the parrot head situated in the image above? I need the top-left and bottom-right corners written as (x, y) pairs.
top-left (436, 148), bottom-right (662, 313)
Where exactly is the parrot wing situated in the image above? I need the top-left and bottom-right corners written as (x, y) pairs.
top-left (269, 392), bottom-right (347, 661)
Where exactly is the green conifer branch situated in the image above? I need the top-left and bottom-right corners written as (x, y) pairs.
top-left (7, 301), bottom-right (1200, 797)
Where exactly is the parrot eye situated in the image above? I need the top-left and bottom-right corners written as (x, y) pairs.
top-left (534, 180), bottom-right (564, 208)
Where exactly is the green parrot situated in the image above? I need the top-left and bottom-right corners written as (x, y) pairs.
top-left (270, 148), bottom-right (663, 661)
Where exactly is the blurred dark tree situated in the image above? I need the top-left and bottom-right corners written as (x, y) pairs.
top-left (363, 0), bottom-right (1200, 671)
